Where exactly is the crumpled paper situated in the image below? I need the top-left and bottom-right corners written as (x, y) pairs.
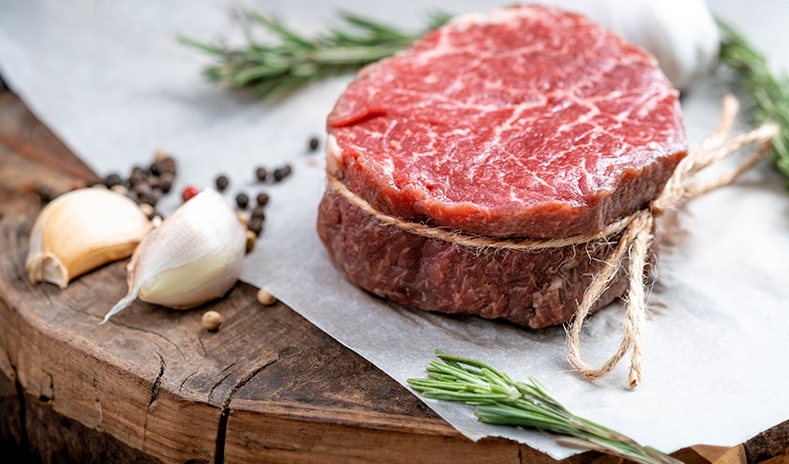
top-left (1, 0), bottom-right (788, 459)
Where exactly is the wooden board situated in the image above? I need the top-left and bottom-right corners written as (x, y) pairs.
top-left (0, 89), bottom-right (788, 464)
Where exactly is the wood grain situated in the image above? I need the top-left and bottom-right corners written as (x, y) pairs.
top-left (0, 90), bottom-right (787, 464)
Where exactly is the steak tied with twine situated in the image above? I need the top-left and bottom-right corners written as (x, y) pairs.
top-left (327, 95), bottom-right (778, 387)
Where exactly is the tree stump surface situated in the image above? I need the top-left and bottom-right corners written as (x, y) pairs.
top-left (0, 91), bottom-right (787, 464)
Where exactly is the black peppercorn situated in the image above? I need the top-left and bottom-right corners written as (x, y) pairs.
top-left (215, 175), bottom-right (229, 192)
top-left (149, 162), bottom-right (163, 177)
top-left (273, 164), bottom-right (292, 182)
top-left (104, 173), bottom-right (123, 188)
top-left (255, 167), bottom-right (267, 182)
top-left (250, 206), bottom-right (266, 220)
top-left (159, 171), bottom-right (174, 186)
top-left (147, 175), bottom-right (161, 190)
top-left (151, 156), bottom-right (176, 176)
top-left (308, 136), bottom-right (320, 152)
top-left (148, 189), bottom-right (163, 206)
top-left (236, 193), bottom-right (250, 209)
top-left (256, 192), bottom-right (269, 207)
top-left (130, 165), bottom-right (146, 182)
top-left (248, 217), bottom-right (264, 236)
top-left (133, 182), bottom-right (151, 197)
top-left (159, 178), bottom-right (173, 194)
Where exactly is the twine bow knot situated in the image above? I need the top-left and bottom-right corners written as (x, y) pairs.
top-left (566, 95), bottom-right (779, 388)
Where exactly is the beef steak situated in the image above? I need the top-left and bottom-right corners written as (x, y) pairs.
top-left (318, 5), bottom-right (687, 328)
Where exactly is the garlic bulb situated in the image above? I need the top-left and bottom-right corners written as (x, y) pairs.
top-left (541, 0), bottom-right (720, 90)
top-left (102, 188), bottom-right (246, 323)
top-left (26, 188), bottom-right (153, 288)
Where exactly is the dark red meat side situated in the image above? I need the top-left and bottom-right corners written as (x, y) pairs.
top-left (317, 188), bottom-right (645, 329)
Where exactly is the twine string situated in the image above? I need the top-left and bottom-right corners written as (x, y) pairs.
top-left (567, 95), bottom-right (779, 388)
top-left (564, 210), bottom-right (652, 384)
top-left (327, 175), bottom-right (636, 251)
top-left (326, 95), bottom-right (779, 387)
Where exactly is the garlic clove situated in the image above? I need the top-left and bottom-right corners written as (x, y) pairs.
top-left (102, 188), bottom-right (246, 323)
top-left (26, 188), bottom-right (153, 288)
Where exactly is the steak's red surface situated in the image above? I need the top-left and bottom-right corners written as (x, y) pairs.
top-left (318, 5), bottom-right (686, 327)
top-left (327, 5), bottom-right (687, 239)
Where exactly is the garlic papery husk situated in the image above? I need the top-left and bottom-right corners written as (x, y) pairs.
top-left (102, 188), bottom-right (246, 323)
top-left (542, 0), bottom-right (720, 90)
top-left (26, 188), bottom-right (153, 289)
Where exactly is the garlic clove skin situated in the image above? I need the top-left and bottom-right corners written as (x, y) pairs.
top-left (102, 188), bottom-right (246, 323)
top-left (138, 244), bottom-right (242, 308)
top-left (540, 0), bottom-right (720, 90)
top-left (26, 188), bottom-right (153, 288)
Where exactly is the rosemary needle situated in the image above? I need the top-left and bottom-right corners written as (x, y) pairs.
top-left (407, 350), bottom-right (681, 464)
top-left (718, 18), bottom-right (789, 182)
top-left (179, 11), bottom-right (450, 100)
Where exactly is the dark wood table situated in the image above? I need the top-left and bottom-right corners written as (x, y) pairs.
top-left (0, 86), bottom-right (787, 463)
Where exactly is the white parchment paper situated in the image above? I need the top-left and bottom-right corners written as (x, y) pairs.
top-left (1, 0), bottom-right (788, 459)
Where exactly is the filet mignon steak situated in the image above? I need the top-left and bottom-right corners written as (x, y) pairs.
top-left (318, 5), bottom-right (687, 328)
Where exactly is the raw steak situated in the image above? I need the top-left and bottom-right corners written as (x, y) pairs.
top-left (318, 5), bottom-right (686, 328)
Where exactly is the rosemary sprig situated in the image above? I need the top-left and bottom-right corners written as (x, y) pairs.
top-left (179, 11), bottom-right (450, 100)
top-left (407, 350), bottom-right (680, 464)
top-left (718, 19), bottom-right (789, 181)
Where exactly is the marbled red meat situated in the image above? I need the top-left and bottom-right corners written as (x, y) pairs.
top-left (318, 5), bottom-right (686, 327)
